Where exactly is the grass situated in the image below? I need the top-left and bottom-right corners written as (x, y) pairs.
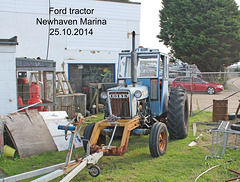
top-left (0, 111), bottom-right (239, 181)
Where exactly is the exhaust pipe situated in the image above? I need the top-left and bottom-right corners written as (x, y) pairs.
top-left (131, 31), bottom-right (137, 87)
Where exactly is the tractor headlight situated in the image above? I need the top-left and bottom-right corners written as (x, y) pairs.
top-left (100, 92), bottom-right (107, 99)
top-left (134, 90), bottom-right (142, 98)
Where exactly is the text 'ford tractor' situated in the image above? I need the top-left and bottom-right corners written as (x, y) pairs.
top-left (83, 31), bottom-right (189, 157)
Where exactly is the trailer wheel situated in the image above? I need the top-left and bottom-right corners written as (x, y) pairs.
top-left (88, 165), bottom-right (100, 177)
top-left (149, 122), bottom-right (168, 157)
top-left (83, 123), bottom-right (106, 152)
top-left (167, 88), bottom-right (189, 139)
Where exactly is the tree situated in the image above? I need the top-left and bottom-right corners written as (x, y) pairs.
top-left (158, 0), bottom-right (240, 71)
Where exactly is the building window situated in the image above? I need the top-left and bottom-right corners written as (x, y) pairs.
top-left (69, 64), bottom-right (115, 93)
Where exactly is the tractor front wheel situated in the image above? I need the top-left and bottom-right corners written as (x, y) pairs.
top-left (83, 123), bottom-right (95, 152)
top-left (149, 122), bottom-right (168, 157)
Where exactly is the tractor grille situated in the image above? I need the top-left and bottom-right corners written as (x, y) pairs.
top-left (109, 91), bottom-right (130, 118)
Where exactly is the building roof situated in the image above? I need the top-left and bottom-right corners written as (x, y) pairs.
top-left (16, 57), bottom-right (56, 69)
top-left (0, 36), bottom-right (18, 45)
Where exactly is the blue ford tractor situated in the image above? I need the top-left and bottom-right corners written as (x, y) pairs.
top-left (83, 32), bottom-right (189, 157)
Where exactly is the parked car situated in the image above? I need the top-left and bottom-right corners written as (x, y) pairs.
top-left (170, 76), bottom-right (224, 94)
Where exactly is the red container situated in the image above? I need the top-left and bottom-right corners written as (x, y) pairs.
top-left (18, 96), bottom-right (25, 112)
top-left (28, 98), bottom-right (43, 111)
top-left (29, 82), bottom-right (40, 99)
top-left (82, 87), bottom-right (90, 94)
top-left (17, 72), bottom-right (29, 84)
top-left (28, 82), bottom-right (43, 111)
top-left (18, 96), bottom-right (23, 105)
top-left (18, 77), bottom-right (29, 84)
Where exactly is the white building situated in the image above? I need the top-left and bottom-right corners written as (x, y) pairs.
top-left (0, 37), bottom-right (18, 115)
top-left (0, 0), bottom-right (140, 92)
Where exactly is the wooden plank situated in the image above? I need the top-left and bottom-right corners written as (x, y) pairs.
top-left (193, 123), bottom-right (197, 136)
top-left (60, 161), bottom-right (87, 182)
top-left (96, 89), bottom-right (99, 114)
top-left (57, 73), bottom-right (67, 95)
top-left (29, 72), bottom-right (39, 84)
top-left (43, 71), bottom-right (47, 101)
top-left (56, 75), bottom-right (61, 95)
top-left (5, 110), bottom-right (57, 158)
top-left (63, 72), bottom-right (73, 94)
top-left (89, 91), bottom-right (98, 111)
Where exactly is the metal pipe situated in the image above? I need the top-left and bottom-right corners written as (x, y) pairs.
top-left (12, 101), bottom-right (42, 113)
top-left (131, 31), bottom-right (137, 87)
top-left (107, 123), bottom-right (118, 149)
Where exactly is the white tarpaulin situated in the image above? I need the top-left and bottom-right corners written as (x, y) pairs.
top-left (39, 111), bottom-right (83, 151)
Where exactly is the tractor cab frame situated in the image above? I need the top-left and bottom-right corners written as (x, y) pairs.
top-left (116, 49), bottom-right (169, 117)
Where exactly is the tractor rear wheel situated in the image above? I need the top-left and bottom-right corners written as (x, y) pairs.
top-left (149, 122), bottom-right (168, 157)
top-left (83, 123), bottom-right (106, 152)
top-left (167, 88), bottom-right (189, 139)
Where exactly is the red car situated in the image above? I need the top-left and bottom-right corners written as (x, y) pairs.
top-left (170, 76), bottom-right (224, 94)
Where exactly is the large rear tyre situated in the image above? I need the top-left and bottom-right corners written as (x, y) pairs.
top-left (167, 88), bottom-right (189, 139)
top-left (149, 122), bottom-right (168, 157)
top-left (83, 123), bottom-right (106, 152)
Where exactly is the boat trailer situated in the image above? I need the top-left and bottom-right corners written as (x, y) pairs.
top-left (0, 114), bottom-right (103, 182)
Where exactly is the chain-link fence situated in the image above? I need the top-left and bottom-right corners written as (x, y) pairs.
top-left (200, 72), bottom-right (240, 90)
top-left (169, 71), bottom-right (240, 115)
top-left (188, 72), bottom-right (240, 116)
top-left (17, 71), bottom-right (55, 111)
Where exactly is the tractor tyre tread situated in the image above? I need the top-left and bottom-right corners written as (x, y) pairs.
top-left (167, 88), bottom-right (189, 139)
top-left (83, 123), bottom-right (95, 152)
top-left (149, 122), bottom-right (159, 157)
top-left (149, 122), bottom-right (168, 157)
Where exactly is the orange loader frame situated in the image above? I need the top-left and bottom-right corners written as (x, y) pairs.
top-left (89, 117), bottom-right (140, 156)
